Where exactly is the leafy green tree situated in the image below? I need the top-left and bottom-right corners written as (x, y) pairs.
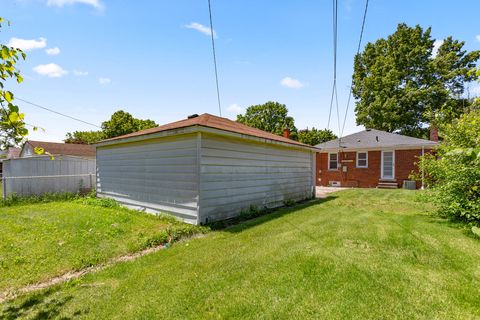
top-left (101, 110), bottom-right (157, 139)
top-left (0, 17), bottom-right (28, 149)
top-left (416, 109), bottom-right (480, 223)
top-left (236, 101), bottom-right (297, 137)
top-left (64, 130), bottom-right (105, 144)
top-left (298, 128), bottom-right (337, 146)
top-left (353, 23), bottom-right (480, 137)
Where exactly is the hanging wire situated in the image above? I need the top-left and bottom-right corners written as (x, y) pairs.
top-left (327, 0), bottom-right (340, 135)
top-left (207, 0), bottom-right (222, 117)
top-left (327, 0), bottom-right (338, 130)
top-left (15, 97), bottom-right (101, 128)
top-left (340, 0), bottom-right (369, 138)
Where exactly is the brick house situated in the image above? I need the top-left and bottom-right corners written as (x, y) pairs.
top-left (315, 129), bottom-right (438, 189)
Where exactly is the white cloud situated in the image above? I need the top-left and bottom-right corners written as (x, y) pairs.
top-left (227, 103), bottom-right (244, 115)
top-left (98, 77), bottom-right (111, 85)
top-left (33, 63), bottom-right (68, 77)
top-left (8, 37), bottom-right (47, 51)
top-left (73, 69), bottom-right (88, 76)
top-left (432, 39), bottom-right (444, 58)
top-left (280, 77), bottom-right (304, 89)
top-left (184, 22), bottom-right (217, 38)
top-left (46, 0), bottom-right (103, 9)
top-left (476, 35), bottom-right (480, 42)
top-left (45, 47), bottom-right (60, 55)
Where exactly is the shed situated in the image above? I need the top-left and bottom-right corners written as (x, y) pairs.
top-left (95, 113), bottom-right (316, 224)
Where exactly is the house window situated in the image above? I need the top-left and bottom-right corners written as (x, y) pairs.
top-left (357, 152), bottom-right (368, 168)
top-left (328, 153), bottom-right (338, 170)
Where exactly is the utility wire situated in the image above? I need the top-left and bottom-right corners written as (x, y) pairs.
top-left (15, 97), bottom-right (102, 129)
top-left (208, 0), bottom-right (222, 117)
top-left (340, 0), bottom-right (369, 138)
top-left (327, 0), bottom-right (340, 135)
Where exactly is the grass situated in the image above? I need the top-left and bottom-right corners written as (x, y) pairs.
top-left (2, 189), bottom-right (480, 319)
top-left (0, 197), bottom-right (205, 294)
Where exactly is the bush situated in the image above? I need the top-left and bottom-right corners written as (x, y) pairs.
top-left (417, 110), bottom-right (480, 223)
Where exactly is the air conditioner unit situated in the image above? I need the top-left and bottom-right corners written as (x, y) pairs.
top-left (403, 180), bottom-right (417, 190)
top-left (329, 181), bottom-right (341, 187)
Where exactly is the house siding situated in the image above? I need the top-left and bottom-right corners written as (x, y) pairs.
top-left (96, 133), bottom-right (200, 224)
top-left (316, 149), bottom-right (430, 188)
top-left (198, 134), bottom-right (314, 223)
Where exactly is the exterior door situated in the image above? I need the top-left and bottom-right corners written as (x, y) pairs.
top-left (381, 151), bottom-right (395, 179)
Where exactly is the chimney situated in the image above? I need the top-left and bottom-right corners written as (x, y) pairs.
top-left (430, 126), bottom-right (439, 142)
top-left (283, 128), bottom-right (291, 139)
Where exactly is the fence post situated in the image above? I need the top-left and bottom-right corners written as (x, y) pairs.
top-left (2, 174), bottom-right (6, 200)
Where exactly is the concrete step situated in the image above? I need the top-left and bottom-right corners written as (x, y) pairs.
top-left (377, 185), bottom-right (398, 189)
top-left (377, 182), bottom-right (399, 189)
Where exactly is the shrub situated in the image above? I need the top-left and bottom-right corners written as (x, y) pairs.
top-left (417, 110), bottom-right (480, 223)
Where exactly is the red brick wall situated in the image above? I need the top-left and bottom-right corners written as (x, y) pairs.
top-left (316, 149), bottom-right (431, 188)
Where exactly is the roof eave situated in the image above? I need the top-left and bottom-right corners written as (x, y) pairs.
top-left (95, 125), bottom-right (318, 151)
top-left (317, 143), bottom-right (439, 152)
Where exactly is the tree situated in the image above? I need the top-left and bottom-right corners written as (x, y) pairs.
top-left (64, 130), bottom-right (104, 144)
top-left (415, 109), bottom-right (480, 223)
top-left (101, 110), bottom-right (157, 139)
top-left (352, 23), bottom-right (480, 137)
top-left (298, 128), bottom-right (337, 146)
top-left (236, 101), bottom-right (297, 137)
top-left (0, 17), bottom-right (28, 150)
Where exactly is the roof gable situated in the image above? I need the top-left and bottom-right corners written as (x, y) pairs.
top-left (316, 129), bottom-right (438, 150)
top-left (101, 113), bottom-right (310, 148)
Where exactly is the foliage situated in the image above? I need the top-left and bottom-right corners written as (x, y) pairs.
top-left (416, 110), bottom-right (480, 222)
top-left (236, 101), bottom-right (297, 139)
top-left (298, 128), bottom-right (337, 146)
top-left (0, 191), bottom-right (77, 207)
top-left (353, 23), bottom-right (480, 137)
top-left (0, 17), bottom-right (29, 149)
top-left (101, 110), bottom-right (157, 139)
top-left (64, 130), bottom-right (105, 144)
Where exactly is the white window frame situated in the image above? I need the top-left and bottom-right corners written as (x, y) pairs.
top-left (356, 151), bottom-right (368, 168)
top-left (381, 150), bottom-right (395, 179)
top-left (328, 152), bottom-right (339, 170)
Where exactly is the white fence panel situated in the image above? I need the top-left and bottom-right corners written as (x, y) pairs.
top-left (2, 156), bottom-right (95, 198)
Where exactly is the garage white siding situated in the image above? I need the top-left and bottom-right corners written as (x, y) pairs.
top-left (198, 134), bottom-right (314, 223)
top-left (96, 134), bottom-right (199, 224)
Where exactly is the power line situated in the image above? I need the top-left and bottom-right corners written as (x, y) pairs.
top-left (208, 0), bottom-right (222, 117)
top-left (340, 0), bottom-right (369, 138)
top-left (327, 0), bottom-right (340, 135)
top-left (15, 97), bottom-right (102, 129)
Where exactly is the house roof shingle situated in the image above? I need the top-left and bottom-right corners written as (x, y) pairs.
top-left (315, 129), bottom-right (438, 150)
top-left (25, 141), bottom-right (96, 157)
top-left (101, 113), bottom-right (311, 148)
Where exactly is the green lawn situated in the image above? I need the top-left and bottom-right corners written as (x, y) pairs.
top-left (2, 189), bottom-right (480, 319)
top-left (0, 199), bottom-right (203, 294)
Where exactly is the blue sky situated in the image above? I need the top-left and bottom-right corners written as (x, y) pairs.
top-left (1, 0), bottom-right (480, 142)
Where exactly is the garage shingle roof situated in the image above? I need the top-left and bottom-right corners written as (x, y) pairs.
top-left (102, 113), bottom-right (310, 148)
top-left (315, 129), bottom-right (438, 150)
top-left (25, 141), bottom-right (96, 157)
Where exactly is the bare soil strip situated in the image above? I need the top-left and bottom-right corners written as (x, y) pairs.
top-left (0, 235), bottom-right (204, 304)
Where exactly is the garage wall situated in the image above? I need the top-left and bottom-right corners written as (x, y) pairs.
top-left (96, 134), bottom-right (199, 224)
top-left (199, 133), bottom-right (314, 223)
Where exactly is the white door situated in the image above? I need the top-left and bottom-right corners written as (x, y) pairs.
top-left (381, 151), bottom-right (395, 179)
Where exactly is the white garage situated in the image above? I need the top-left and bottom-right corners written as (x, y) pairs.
top-left (95, 113), bottom-right (316, 224)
